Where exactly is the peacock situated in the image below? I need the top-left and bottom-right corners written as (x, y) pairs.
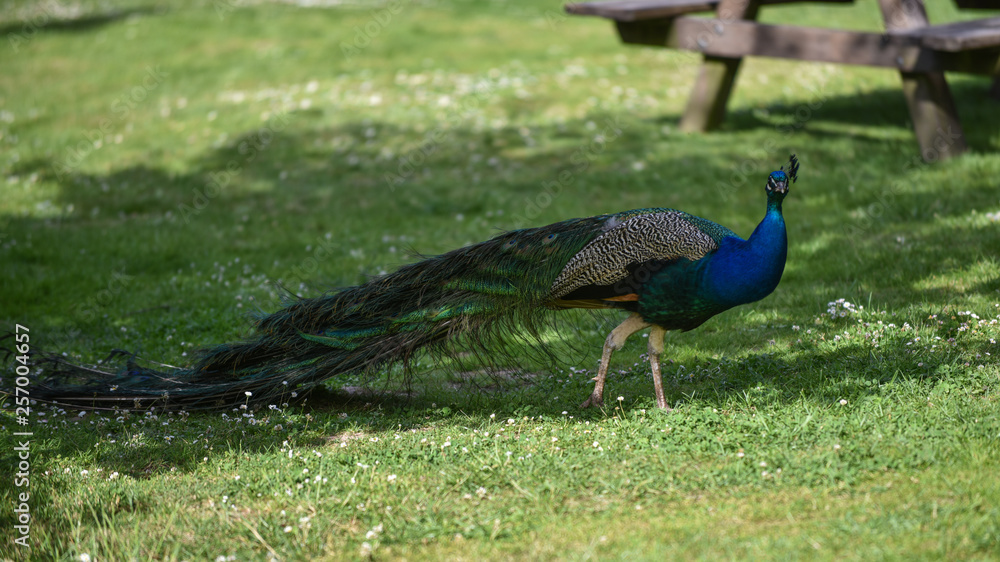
top-left (8, 155), bottom-right (798, 411)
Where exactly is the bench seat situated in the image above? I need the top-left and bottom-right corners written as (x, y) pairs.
top-left (896, 15), bottom-right (1000, 51)
top-left (565, 0), bottom-right (852, 21)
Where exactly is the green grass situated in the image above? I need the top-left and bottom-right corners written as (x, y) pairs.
top-left (2, 0), bottom-right (1000, 559)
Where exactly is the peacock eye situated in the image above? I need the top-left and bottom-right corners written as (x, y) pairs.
top-left (543, 234), bottom-right (557, 245)
top-left (504, 239), bottom-right (517, 250)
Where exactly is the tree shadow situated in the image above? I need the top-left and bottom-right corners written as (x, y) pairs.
top-left (0, 6), bottom-right (161, 37)
top-left (722, 77), bottom-right (1000, 152)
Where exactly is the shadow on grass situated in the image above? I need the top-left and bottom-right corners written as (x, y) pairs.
top-left (723, 76), bottom-right (1000, 150)
top-left (4, 323), bottom-right (989, 496)
top-left (7, 80), bottom-right (996, 308)
top-left (0, 6), bottom-right (161, 37)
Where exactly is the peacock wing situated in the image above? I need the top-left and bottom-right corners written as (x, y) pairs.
top-left (548, 210), bottom-right (732, 305)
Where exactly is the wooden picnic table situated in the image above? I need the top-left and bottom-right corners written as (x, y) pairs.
top-left (566, 0), bottom-right (1000, 161)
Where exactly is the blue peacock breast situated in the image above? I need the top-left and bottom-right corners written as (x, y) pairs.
top-left (635, 256), bottom-right (733, 331)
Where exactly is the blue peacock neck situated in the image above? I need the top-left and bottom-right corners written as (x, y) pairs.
top-left (704, 193), bottom-right (787, 308)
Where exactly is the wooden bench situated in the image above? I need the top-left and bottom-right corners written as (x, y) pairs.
top-left (566, 0), bottom-right (1000, 161)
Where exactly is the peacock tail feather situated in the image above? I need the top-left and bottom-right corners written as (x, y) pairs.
top-left (14, 214), bottom-right (609, 408)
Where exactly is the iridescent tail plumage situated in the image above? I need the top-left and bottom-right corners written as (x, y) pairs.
top-left (13, 216), bottom-right (607, 409)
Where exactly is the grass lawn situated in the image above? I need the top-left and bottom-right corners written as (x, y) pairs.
top-left (2, 0), bottom-right (1000, 559)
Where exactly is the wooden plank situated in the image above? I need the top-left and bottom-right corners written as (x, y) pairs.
top-left (565, 0), bottom-right (852, 21)
top-left (663, 17), bottom-right (922, 64)
top-left (614, 17), bottom-right (1000, 74)
top-left (880, 0), bottom-right (967, 161)
top-left (898, 16), bottom-right (1000, 51)
top-left (680, 0), bottom-right (760, 132)
top-left (566, 0), bottom-right (716, 21)
top-left (898, 71), bottom-right (969, 160)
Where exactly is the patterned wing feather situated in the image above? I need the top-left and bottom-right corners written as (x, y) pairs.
top-left (549, 210), bottom-right (732, 300)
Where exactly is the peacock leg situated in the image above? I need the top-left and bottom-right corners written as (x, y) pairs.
top-left (647, 325), bottom-right (671, 410)
top-left (580, 313), bottom-right (650, 408)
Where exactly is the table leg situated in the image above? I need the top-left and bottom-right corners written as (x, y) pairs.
top-left (879, 0), bottom-right (968, 161)
top-left (679, 0), bottom-right (760, 132)
top-left (899, 71), bottom-right (968, 161)
top-left (680, 56), bottom-right (742, 132)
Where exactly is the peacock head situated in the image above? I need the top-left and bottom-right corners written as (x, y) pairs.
top-left (765, 154), bottom-right (799, 200)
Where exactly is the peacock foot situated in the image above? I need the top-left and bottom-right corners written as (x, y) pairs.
top-left (579, 394), bottom-right (604, 409)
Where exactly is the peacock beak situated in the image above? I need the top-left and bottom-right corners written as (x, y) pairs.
top-left (766, 176), bottom-right (788, 195)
